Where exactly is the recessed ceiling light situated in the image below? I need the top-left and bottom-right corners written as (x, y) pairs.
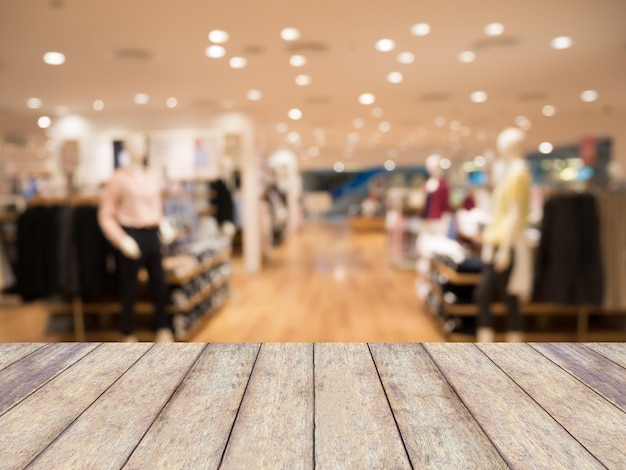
top-left (276, 122), bottom-right (288, 133)
top-left (205, 45), bottom-right (226, 58)
top-left (348, 132), bottom-right (360, 143)
top-left (229, 57), bottom-right (247, 68)
top-left (539, 142), bottom-right (553, 154)
top-left (470, 91), bottom-right (488, 103)
top-left (133, 93), bottom-right (149, 105)
top-left (542, 105), bottom-right (556, 116)
top-left (515, 115), bottom-right (532, 130)
top-left (434, 116), bottom-right (447, 127)
top-left (288, 108), bottom-right (302, 120)
top-left (289, 55), bottom-right (307, 67)
top-left (166, 97), bottom-right (178, 108)
top-left (410, 23), bottom-right (431, 36)
top-left (551, 36), bottom-right (573, 50)
top-left (449, 120), bottom-right (461, 131)
top-left (37, 116), bottom-right (51, 128)
top-left (379, 122), bottom-right (391, 132)
top-left (384, 160), bottom-right (396, 171)
top-left (246, 90), bottom-right (262, 101)
top-left (352, 118), bottom-right (365, 129)
top-left (26, 97), bottom-right (42, 109)
top-left (55, 106), bottom-right (69, 116)
top-left (43, 51), bottom-right (65, 65)
top-left (287, 131), bottom-right (300, 143)
top-left (474, 155), bottom-right (486, 167)
top-left (371, 107), bottom-right (383, 118)
top-left (358, 93), bottom-right (375, 105)
top-left (440, 158), bottom-right (451, 170)
top-left (458, 51), bottom-right (476, 63)
top-left (281, 28), bottom-right (301, 41)
top-left (387, 72), bottom-right (403, 84)
top-left (375, 39), bottom-right (396, 52)
top-left (208, 30), bottom-right (229, 44)
top-left (580, 90), bottom-right (598, 102)
top-left (308, 146), bottom-right (320, 157)
top-left (484, 23), bottom-right (504, 36)
top-left (93, 100), bottom-right (104, 111)
top-left (295, 74), bottom-right (312, 86)
top-left (397, 52), bottom-right (415, 64)
top-left (334, 162), bottom-right (345, 173)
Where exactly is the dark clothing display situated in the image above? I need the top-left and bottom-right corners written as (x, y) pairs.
top-left (422, 179), bottom-right (450, 220)
top-left (209, 179), bottom-right (234, 226)
top-left (533, 193), bottom-right (603, 306)
top-left (118, 227), bottom-right (168, 335)
top-left (475, 250), bottom-right (523, 332)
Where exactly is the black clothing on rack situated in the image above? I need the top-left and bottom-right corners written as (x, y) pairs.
top-left (209, 179), bottom-right (234, 226)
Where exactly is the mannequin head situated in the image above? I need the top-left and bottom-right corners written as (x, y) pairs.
top-left (496, 127), bottom-right (525, 160)
top-left (123, 134), bottom-right (147, 167)
top-left (425, 154), bottom-right (443, 178)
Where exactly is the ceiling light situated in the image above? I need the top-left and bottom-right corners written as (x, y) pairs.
top-left (55, 106), bottom-right (69, 116)
top-left (397, 52), bottom-right (415, 64)
top-left (352, 118), bottom-right (365, 129)
top-left (484, 23), bottom-right (504, 36)
top-left (133, 93), bottom-right (149, 105)
top-left (460, 126), bottom-right (471, 137)
top-left (246, 90), bottom-right (262, 101)
top-left (375, 39), bottom-right (396, 52)
top-left (37, 116), bottom-right (51, 128)
top-left (539, 142), bottom-right (554, 154)
top-left (313, 128), bottom-right (325, 138)
top-left (287, 131), bottom-right (301, 143)
top-left (384, 160), bottom-right (396, 171)
top-left (289, 55), bottom-right (307, 67)
top-left (281, 28), bottom-right (301, 41)
top-left (371, 107), bottom-right (383, 118)
top-left (410, 23), bottom-right (431, 36)
top-left (551, 36), bottom-right (573, 50)
top-left (474, 155), bottom-right (486, 167)
top-left (378, 122), bottom-right (391, 132)
top-left (542, 105), bottom-right (556, 116)
top-left (334, 162), bottom-right (345, 173)
top-left (229, 57), bottom-right (247, 68)
top-left (295, 74), bottom-right (312, 86)
top-left (166, 97), bottom-right (178, 108)
top-left (93, 100), bottom-right (104, 111)
top-left (26, 97), bottom-right (42, 109)
top-left (205, 45), bottom-right (226, 58)
top-left (470, 91), bottom-right (488, 103)
top-left (276, 122), bottom-right (288, 133)
top-left (308, 146), bottom-right (320, 157)
top-left (358, 93), bottom-right (375, 105)
top-left (434, 117), bottom-right (447, 127)
top-left (515, 115), bottom-right (532, 130)
top-left (458, 51), bottom-right (476, 63)
top-left (348, 132), bottom-right (360, 143)
top-left (440, 158), bottom-right (451, 170)
top-left (580, 90), bottom-right (598, 102)
top-left (43, 51), bottom-right (65, 65)
top-left (288, 108), bottom-right (302, 120)
top-left (208, 30), bottom-right (229, 44)
top-left (449, 120), bottom-right (461, 131)
top-left (387, 72), bottom-right (403, 84)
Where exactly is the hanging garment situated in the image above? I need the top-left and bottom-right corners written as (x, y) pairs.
top-left (597, 191), bottom-right (626, 309)
top-left (422, 179), bottom-right (450, 220)
top-left (209, 179), bottom-right (235, 226)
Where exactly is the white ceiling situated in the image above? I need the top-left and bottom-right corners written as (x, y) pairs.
top-left (1, 0), bottom-right (625, 169)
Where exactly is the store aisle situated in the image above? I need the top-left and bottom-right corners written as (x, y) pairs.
top-left (192, 222), bottom-right (445, 342)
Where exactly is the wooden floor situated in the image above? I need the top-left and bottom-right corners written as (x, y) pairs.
top-left (0, 222), bottom-right (444, 342)
top-left (0, 342), bottom-right (624, 469)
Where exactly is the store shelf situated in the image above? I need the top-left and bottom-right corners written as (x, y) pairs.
top-left (432, 261), bottom-right (481, 285)
top-left (166, 278), bottom-right (228, 314)
top-left (165, 251), bottom-right (230, 285)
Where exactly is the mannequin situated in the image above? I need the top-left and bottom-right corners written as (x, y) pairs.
top-left (98, 134), bottom-right (175, 342)
top-left (475, 127), bottom-right (531, 342)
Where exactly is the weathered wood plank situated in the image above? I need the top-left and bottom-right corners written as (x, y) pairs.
top-left (424, 343), bottom-right (604, 469)
top-left (0, 343), bottom-right (46, 371)
top-left (124, 343), bottom-right (260, 469)
top-left (0, 342), bottom-right (99, 416)
top-left (531, 343), bottom-right (626, 412)
top-left (369, 343), bottom-right (507, 469)
top-left (26, 343), bottom-right (205, 469)
top-left (314, 343), bottom-right (411, 469)
top-left (0, 343), bottom-right (152, 470)
top-left (479, 343), bottom-right (626, 469)
top-left (219, 343), bottom-right (313, 470)
top-left (583, 343), bottom-right (626, 369)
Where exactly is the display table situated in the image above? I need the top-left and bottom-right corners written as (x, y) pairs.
top-left (0, 343), bottom-right (624, 468)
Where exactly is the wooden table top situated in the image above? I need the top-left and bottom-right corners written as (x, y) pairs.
top-left (0, 343), bottom-right (624, 469)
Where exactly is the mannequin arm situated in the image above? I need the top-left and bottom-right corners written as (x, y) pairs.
top-left (119, 235), bottom-right (141, 259)
top-left (159, 218), bottom-right (176, 244)
top-left (494, 204), bottom-right (520, 272)
top-left (221, 221), bottom-right (236, 238)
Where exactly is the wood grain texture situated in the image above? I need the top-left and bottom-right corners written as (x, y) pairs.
top-left (424, 343), bottom-right (604, 469)
top-left (0, 342), bottom-right (99, 416)
top-left (369, 343), bottom-right (507, 469)
top-left (26, 344), bottom-right (205, 470)
top-left (124, 343), bottom-right (260, 469)
top-left (0, 343), bottom-right (152, 470)
top-left (583, 342), bottom-right (626, 369)
top-left (314, 343), bottom-right (411, 469)
top-left (220, 343), bottom-right (314, 470)
top-left (0, 343), bottom-right (45, 370)
top-left (479, 343), bottom-right (626, 469)
top-left (531, 343), bottom-right (626, 412)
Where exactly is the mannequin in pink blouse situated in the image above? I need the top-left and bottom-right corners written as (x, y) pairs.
top-left (99, 135), bottom-right (175, 342)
